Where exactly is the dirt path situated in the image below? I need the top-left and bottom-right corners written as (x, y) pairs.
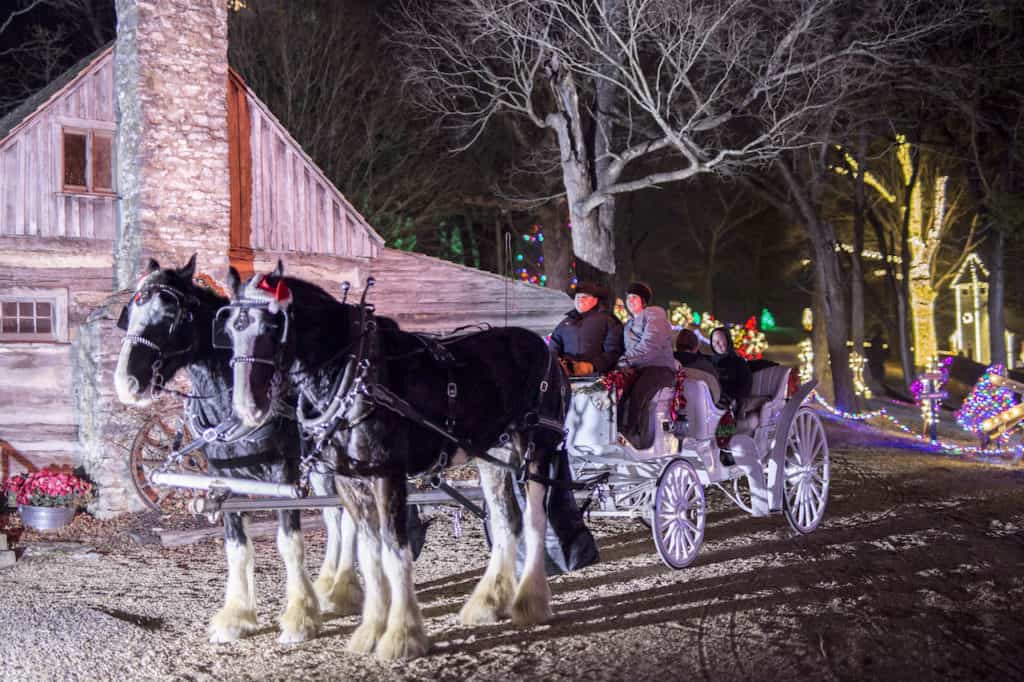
top-left (2, 419), bottom-right (1023, 681)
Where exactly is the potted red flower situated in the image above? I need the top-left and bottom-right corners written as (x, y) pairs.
top-left (2, 468), bottom-right (93, 531)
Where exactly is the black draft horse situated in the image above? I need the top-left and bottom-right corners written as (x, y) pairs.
top-left (113, 256), bottom-right (361, 644)
top-left (222, 262), bottom-right (567, 660)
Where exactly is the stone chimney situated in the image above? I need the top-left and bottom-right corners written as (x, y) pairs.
top-left (75, 0), bottom-right (232, 517)
top-left (112, 0), bottom-right (231, 286)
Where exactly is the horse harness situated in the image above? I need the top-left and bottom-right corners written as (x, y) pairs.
top-left (290, 296), bottom-right (591, 511)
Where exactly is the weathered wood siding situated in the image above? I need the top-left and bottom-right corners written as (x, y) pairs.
top-left (0, 50), bottom-right (117, 241)
top-left (246, 92), bottom-right (383, 259)
top-left (252, 248), bottom-right (569, 337)
top-left (368, 249), bottom-right (570, 335)
top-left (0, 237), bottom-right (114, 475)
top-left (0, 344), bottom-right (77, 477)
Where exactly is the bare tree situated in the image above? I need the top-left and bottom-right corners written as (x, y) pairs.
top-left (228, 0), bottom-right (472, 244)
top-left (677, 182), bottom-right (768, 312)
top-left (0, 0), bottom-right (113, 116)
top-left (392, 0), bottom-right (958, 275)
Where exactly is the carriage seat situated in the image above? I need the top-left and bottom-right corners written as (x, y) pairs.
top-left (734, 365), bottom-right (792, 435)
top-left (680, 375), bottom-right (726, 442)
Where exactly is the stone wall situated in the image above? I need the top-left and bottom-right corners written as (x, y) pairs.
top-left (112, 0), bottom-right (231, 289)
top-left (75, 0), bottom-right (232, 517)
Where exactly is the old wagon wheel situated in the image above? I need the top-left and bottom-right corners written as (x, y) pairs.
top-left (652, 458), bottom-right (705, 569)
top-left (782, 408), bottom-right (830, 534)
top-left (129, 414), bottom-right (207, 512)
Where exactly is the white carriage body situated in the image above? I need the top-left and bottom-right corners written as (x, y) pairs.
top-left (564, 367), bottom-right (830, 569)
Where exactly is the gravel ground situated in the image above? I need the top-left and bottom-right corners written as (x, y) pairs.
top-left (2, 418), bottom-right (1023, 681)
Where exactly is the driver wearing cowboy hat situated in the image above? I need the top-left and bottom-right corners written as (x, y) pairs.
top-left (549, 281), bottom-right (624, 376)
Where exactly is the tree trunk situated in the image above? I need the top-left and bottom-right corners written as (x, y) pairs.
top-left (988, 136), bottom-right (1015, 367)
top-left (494, 215), bottom-right (505, 276)
top-left (812, 285), bottom-right (835, 405)
top-left (779, 160), bottom-right (856, 410)
top-left (705, 234), bottom-right (717, 314)
top-left (850, 132), bottom-right (867, 359)
top-left (539, 201), bottom-right (572, 293)
top-left (989, 227), bottom-right (1006, 365)
top-left (546, 67), bottom-right (615, 274)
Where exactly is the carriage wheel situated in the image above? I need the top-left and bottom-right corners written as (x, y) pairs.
top-left (782, 408), bottom-right (830, 534)
top-left (129, 415), bottom-right (208, 512)
top-left (652, 458), bottom-right (705, 569)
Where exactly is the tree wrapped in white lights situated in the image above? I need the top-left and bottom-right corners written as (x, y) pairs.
top-left (836, 135), bottom-right (978, 367)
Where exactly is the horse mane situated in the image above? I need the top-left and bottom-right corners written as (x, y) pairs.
top-left (147, 268), bottom-right (229, 313)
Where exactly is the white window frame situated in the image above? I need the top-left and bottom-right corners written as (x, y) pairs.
top-left (0, 288), bottom-right (69, 343)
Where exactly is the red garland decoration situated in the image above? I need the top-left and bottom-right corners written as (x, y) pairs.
top-left (786, 368), bottom-right (800, 399)
top-left (600, 368), bottom-right (636, 401)
top-left (716, 410), bottom-right (736, 448)
top-left (671, 369), bottom-right (688, 425)
top-left (257, 275), bottom-right (291, 302)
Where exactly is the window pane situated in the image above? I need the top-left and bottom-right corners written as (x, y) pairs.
top-left (63, 132), bottom-right (87, 188)
top-left (1, 302), bottom-right (15, 317)
top-left (92, 134), bottom-right (113, 191)
top-left (36, 301), bottom-right (51, 317)
top-left (18, 302), bottom-right (33, 317)
top-left (36, 317), bottom-right (51, 334)
top-left (1, 318), bottom-right (16, 334)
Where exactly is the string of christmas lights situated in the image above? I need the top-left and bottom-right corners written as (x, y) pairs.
top-left (810, 391), bottom-right (1022, 458)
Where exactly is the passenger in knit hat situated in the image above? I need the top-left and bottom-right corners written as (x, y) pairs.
top-left (625, 281), bottom-right (653, 307)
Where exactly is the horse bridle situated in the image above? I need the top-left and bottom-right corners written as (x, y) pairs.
top-left (117, 283), bottom-right (197, 393)
top-left (213, 299), bottom-right (290, 368)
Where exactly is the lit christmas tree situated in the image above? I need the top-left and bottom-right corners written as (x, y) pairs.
top-left (514, 223), bottom-right (546, 286)
top-left (513, 222), bottom-right (576, 288)
top-left (955, 364), bottom-right (1019, 434)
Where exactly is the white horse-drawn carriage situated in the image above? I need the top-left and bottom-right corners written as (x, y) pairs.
top-left (565, 366), bottom-right (830, 568)
top-left (132, 363), bottom-right (831, 574)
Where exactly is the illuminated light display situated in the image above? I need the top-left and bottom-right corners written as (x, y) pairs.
top-left (668, 302), bottom-right (694, 328)
top-left (798, 338), bottom-right (814, 384)
top-left (730, 317), bottom-right (768, 360)
top-left (849, 351), bottom-right (872, 399)
top-left (956, 364), bottom-right (1019, 435)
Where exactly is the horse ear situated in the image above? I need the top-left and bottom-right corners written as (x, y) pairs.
top-left (147, 258), bottom-right (160, 273)
top-left (272, 259), bottom-right (284, 279)
top-left (228, 267), bottom-right (242, 298)
top-left (180, 253), bottom-right (197, 280)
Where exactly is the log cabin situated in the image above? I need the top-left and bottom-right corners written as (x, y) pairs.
top-left (0, 1), bottom-right (568, 516)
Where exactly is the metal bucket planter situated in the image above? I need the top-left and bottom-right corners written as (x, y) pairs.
top-left (18, 505), bottom-right (75, 532)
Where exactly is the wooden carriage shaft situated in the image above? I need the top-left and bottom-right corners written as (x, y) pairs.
top-left (189, 487), bottom-right (611, 515)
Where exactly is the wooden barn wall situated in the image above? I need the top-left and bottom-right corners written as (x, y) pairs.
top-left (251, 248), bottom-right (569, 337)
top-left (246, 92), bottom-right (383, 260)
top-left (0, 52), bottom-right (117, 241)
top-left (368, 249), bottom-right (570, 335)
top-left (0, 237), bottom-right (115, 478)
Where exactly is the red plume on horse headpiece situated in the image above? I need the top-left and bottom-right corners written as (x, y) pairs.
top-left (257, 275), bottom-right (291, 303)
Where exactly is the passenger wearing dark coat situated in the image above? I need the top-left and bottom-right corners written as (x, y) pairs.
top-left (710, 326), bottom-right (752, 408)
top-left (550, 281), bottom-right (624, 376)
top-left (673, 328), bottom-right (721, 404)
